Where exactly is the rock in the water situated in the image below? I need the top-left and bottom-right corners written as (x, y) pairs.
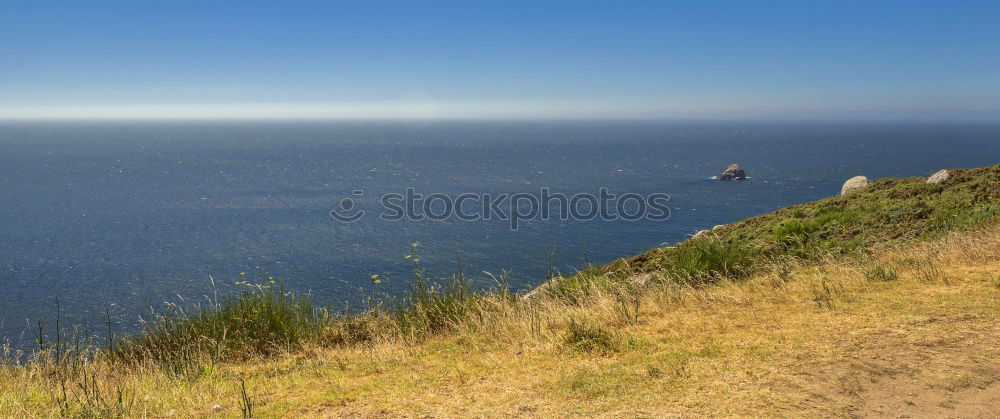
top-left (840, 176), bottom-right (869, 195)
top-left (717, 163), bottom-right (746, 180)
top-left (927, 169), bottom-right (950, 185)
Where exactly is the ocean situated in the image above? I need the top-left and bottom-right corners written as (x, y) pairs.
top-left (1, 120), bottom-right (997, 347)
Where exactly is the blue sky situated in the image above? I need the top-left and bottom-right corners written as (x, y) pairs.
top-left (1, 1), bottom-right (998, 119)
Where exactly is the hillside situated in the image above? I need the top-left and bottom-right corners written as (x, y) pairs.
top-left (540, 164), bottom-right (1000, 298)
top-left (2, 166), bottom-right (999, 417)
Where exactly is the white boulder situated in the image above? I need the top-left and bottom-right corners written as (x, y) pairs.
top-left (840, 176), bottom-right (869, 195)
top-left (927, 169), bottom-right (950, 185)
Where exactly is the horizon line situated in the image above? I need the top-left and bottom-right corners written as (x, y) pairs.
top-left (0, 100), bottom-right (998, 122)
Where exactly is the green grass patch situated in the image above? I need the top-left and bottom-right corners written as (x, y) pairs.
top-left (563, 318), bottom-right (624, 353)
top-left (662, 238), bottom-right (759, 281)
top-left (390, 263), bottom-right (483, 341)
top-left (107, 283), bottom-right (326, 373)
top-left (864, 264), bottom-right (899, 282)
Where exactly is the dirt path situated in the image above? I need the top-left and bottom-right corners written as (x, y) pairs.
top-left (785, 312), bottom-right (1000, 417)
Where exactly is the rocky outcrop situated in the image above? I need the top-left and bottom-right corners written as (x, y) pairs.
top-left (717, 164), bottom-right (746, 180)
top-left (840, 176), bottom-right (869, 195)
top-left (521, 280), bottom-right (551, 300)
top-left (927, 170), bottom-right (950, 185)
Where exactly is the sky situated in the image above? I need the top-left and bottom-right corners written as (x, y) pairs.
top-left (1, 1), bottom-right (998, 120)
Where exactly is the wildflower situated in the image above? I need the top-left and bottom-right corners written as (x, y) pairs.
top-left (405, 255), bottom-right (412, 259)
top-left (370, 274), bottom-right (379, 279)
top-left (240, 272), bottom-right (245, 276)
top-left (374, 279), bottom-right (382, 284)
top-left (411, 242), bottom-right (419, 248)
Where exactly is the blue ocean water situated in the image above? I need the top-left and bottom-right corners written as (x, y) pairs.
top-left (0, 120), bottom-right (997, 346)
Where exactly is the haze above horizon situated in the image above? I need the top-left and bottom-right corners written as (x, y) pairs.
top-left (1, 1), bottom-right (998, 120)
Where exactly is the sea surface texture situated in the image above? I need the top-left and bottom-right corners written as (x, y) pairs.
top-left (1, 121), bottom-right (997, 346)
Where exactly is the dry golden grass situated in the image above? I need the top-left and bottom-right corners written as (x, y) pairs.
top-left (3, 226), bottom-right (999, 417)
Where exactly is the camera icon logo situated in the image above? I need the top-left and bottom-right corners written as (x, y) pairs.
top-left (329, 190), bottom-right (365, 222)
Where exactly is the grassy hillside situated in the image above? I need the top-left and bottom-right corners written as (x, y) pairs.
top-left (543, 164), bottom-right (1000, 298)
top-left (2, 165), bottom-right (999, 417)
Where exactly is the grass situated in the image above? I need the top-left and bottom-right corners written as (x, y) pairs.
top-left (864, 263), bottom-right (900, 282)
top-left (389, 260), bottom-right (482, 341)
top-left (106, 282), bottom-right (328, 372)
top-left (662, 236), bottom-right (759, 280)
top-left (4, 223), bottom-right (998, 416)
top-left (85, 248), bottom-right (490, 374)
top-left (2, 164), bottom-right (1000, 416)
top-left (563, 318), bottom-right (622, 353)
